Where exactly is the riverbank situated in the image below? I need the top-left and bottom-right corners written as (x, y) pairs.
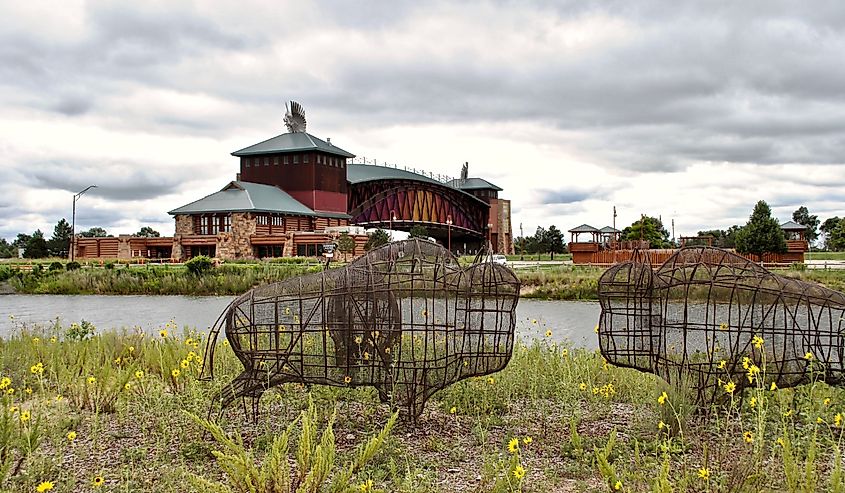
top-left (0, 324), bottom-right (842, 492)
top-left (3, 261), bottom-right (845, 300)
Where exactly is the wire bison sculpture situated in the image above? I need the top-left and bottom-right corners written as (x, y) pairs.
top-left (202, 239), bottom-right (520, 420)
top-left (598, 246), bottom-right (844, 404)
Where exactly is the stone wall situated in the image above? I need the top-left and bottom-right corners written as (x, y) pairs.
top-left (174, 215), bottom-right (193, 235)
top-left (216, 212), bottom-right (257, 259)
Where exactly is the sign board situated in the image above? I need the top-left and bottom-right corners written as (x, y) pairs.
top-left (322, 243), bottom-right (336, 253)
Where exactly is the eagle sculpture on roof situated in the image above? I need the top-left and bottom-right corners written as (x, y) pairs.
top-left (284, 101), bottom-right (306, 133)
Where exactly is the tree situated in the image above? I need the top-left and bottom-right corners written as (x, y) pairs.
top-left (409, 225), bottom-right (429, 239)
top-left (48, 218), bottom-right (73, 257)
top-left (734, 201), bottom-right (787, 256)
top-left (135, 226), bottom-right (161, 237)
top-left (544, 225), bottom-right (565, 259)
top-left (336, 233), bottom-right (355, 261)
top-left (0, 238), bottom-right (14, 258)
top-left (826, 219), bottom-right (845, 251)
top-left (821, 216), bottom-right (842, 250)
top-left (791, 206), bottom-right (819, 244)
top-left (79, 227), bottom-right (109, 238)
top-left (364, 229), bottom-right (389, 251)
top-left (24, 230), bottom-right (49, 258)
top-left (695, 226), bottom-right (741, 249)
top-left (622, 216), bottom-right (671, 248)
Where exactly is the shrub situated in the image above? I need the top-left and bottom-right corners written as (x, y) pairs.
top-left (104, 261), bottom-right (115, 270)
top-left (66, 261), bottom-right (81, 271)
top-left (66, 320), bottom-right (96, 341)
top-left (185, 255), bottom-right (214, 275)
top-left (49, 261), bottom-right (64, 271)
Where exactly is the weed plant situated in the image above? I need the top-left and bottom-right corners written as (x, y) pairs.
top-left (0, 316), bottom-right (842, 491)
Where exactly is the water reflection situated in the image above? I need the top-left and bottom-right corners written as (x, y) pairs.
top-left (0, 295), bottom-right (601, 349)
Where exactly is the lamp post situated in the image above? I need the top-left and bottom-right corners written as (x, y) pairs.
top-left (446, 215), bottom-right (453, 252)
top-left (389, 209), bottom-right (396, 242)
top-left (487, 223), bottom-right (493, 253)
top-left (70, 185), bottom-right (97, 262)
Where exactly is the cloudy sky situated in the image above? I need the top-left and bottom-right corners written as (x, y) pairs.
top-left (2, 0), bottom-right (845, 242)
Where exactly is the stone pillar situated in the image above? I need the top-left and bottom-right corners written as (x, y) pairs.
top-left (174, 214), bottom-right (193, 234)
top-left (117, 235), bottom-right (131, 259)
top-left (172, 235), bottom-right (184, 261)
top-left (232, 212), bottom-right (256, 258)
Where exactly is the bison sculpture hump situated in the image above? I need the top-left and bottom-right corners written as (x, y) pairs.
top-left (598, 246), bottom-right (845, 404)
top-left (202, 239), bottom-right (521, 420)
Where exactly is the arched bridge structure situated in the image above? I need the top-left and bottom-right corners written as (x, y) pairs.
top-left (346, 164), bottom-right (489, 248)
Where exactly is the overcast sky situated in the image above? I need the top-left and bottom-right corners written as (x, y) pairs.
top-left (2, 1), bottom-right (844, 242)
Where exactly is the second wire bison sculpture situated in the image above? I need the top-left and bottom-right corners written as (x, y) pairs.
top-left (202, 239), bottom-right (520, 420)
top-left (598, 246), bottom-right (844, 404)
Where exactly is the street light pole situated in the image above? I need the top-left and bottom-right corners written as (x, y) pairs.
top-left (70, 185), bottom-right (97, 261)
top-left (389, 209), bottom-right (396, 242)
top-left (446, 215), bottom-right (453, 252)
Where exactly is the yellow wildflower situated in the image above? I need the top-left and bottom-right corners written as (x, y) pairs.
top-left (594, 324), bottom-right (599, 333)
top-left (185, 338), bottom-right (193, 346)
top-left (523, 436), bottom-right (533, 445)
top-left (771, 382), bottom-right (778, 391)
top-left (824, 398), bottom-right (831, 406)
top-left (592, 387), bottom-right (600, 395)
top-left (658, 421), bottom-right (666, 430)
top-left (32, 337), bottom-right (40, 344)
top-left (513, 465), bottom-right (526, 479)
top-left (180, 359), bottom-right (190, 369)
top-left (698, 468), bottom-right (710, 480)
top-left (92, 476), bottom-right (104, 488)
top-left (344, 375), bottom-right (352, 384)
top-left (128, 346), bottom-right (135, 353)
top-left (135, 370), bottom-right (144, 379)
top-left (658, 391), bottom-right (668, 405)
top-left (171, 369), bottom-right (180, 378)
top-left (421, 309), bottom-right (427, 317)
top-left (358, 479), bottom-right (374, 492)
top-left (804, 352), bottom-right (814, 361)
top-left (834, 413), bottom-right (842, 427)
top-left (20, 410), bottom-right (30, 423)
top-left (50, 336), bottom-right (57, 343)
top-left (743, 431), bottom-right (753, 443)
top-left (223, 340), bottom-right (229, 346)
top-left (749, 397), bottom-right (757, 408)
top-left (0, 377), bottom-right (10, 388)
top-left (742, 357), bottom-right (751, 370)
top-left (718, 360), bottom-right (726, 370)
top-left (724, 381), bottom-right (736, 394)
top-left (614, 480), bottom-right (622, 490)
top-left (25, 387), bottom-right (32, 395)
top-left (36, 481), bottom-right (54, 492)
top-left (86, 376), bottom-right (96, 385)
top-left (114, 357), bottom-right (121, 365)
top-left (55, 395), bottom-right (63, 402)
top-left (579, 383), bottom-right (587, 391)
top-left (67, 431), bottom-right (77, 441)
top-left (562, 349), bottom-right (569, 357)
top-left (507, 437), bottom-right (519, 453)
top-left (531, 319), bottom-right (537, 324)
top-left (545, 330), bottom-right (552, 337)
top-left (817, 417), bottom-right (823, 424)
top-left (449, 406), bottom-right (456, 414)
top-left (752, 335), bottom-right (764, 349)
top-left (783, 409), bottom-right (793, 417)
top-left (30, 363), bottom-right (44, 374)
top-left (487, 377), bottom-right (495, 385)
top-left (719, 322), bottom-right (728, 330)
top-left (8, 406), bottom-right (17, 414)
top-left (124, 383), bottom-right (131, 391)
top-left (354, 336), bottom-right (362, 344)
top-left (777, 437), bottom-right (786, 447)
top-left (5, 388), bottom-right (14, 395)
top-left (384, 347), bottom-right (391, 354)
top-left (363, 351), bottom-right (370, 360)
top-left (159, 329), bottom-right (167, 338)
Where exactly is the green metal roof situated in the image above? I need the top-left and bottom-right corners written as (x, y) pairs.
top-left (568, 224), bottom-right (599, 233)
top-left (780, 221), bottom-right (806, 231)
top-left (447, 177), bottom-right (503, 191)
top-left (346, 164), bottom-right (489, 207)
top-left (168, 181), bottom-right (349, 217)
top-left (599, 226), bottom-right (621, 234)
top-left (232, 132), bottom-right (355, 158)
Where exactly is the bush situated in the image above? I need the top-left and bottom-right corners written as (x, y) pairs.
top-left (104, 261), bottom-right (115, 270)
top-left (48, 261), bottom-right (63, 271)
top-left (185, 255), bottom-right (214, 275)
top-left (66, 261), bottom-right (81, 271)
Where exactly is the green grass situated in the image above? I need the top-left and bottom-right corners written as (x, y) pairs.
top-left (805, 252), bottom-right (845, 261)
top-left (0, 319), bottom-right (842, 492)
top-left (4, 261), bottom-right (845, 301)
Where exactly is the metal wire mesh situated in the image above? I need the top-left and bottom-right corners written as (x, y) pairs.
top-left (598, 247), bottom-right (845, 404)
top-left (202, 239), bottom-right (520, 420)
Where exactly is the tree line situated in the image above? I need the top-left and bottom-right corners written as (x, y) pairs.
top-left (0, 219), bottom-right (160, 259)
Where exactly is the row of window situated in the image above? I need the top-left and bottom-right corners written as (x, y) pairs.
top-left (196, 214), bottom-right (231, 235)
top-left (243, 154), bottom-right (346, 168)
top-left (256, 214), bottom-right (285, 226)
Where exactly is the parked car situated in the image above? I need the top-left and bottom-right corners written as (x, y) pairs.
top-left (492, 254), bottom-right (508, 266)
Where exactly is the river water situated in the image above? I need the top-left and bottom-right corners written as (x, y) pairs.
top-left (0, 295), bottom-right (601, 349)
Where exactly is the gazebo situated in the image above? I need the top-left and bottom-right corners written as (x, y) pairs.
top-left (599, 226), bottom-right (621, 248)
top-left (780, 221), bottom-right (807, 241)
top-left (568, 224), bottom-right (600, 243)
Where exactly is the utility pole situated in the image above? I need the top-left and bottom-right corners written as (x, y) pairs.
top-left (70, 185), bottom-right (97, 262)
top-left (519, 222), bottom-right (524, 260)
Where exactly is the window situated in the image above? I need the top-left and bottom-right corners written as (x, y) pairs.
top-left (303, 154), bottom-right (309, 163)
top-left (244, 157), bottom-right (250, 168)
top-left (272, 215), bottom-right (284, 227)
top-left (284, 155), bottom-right (289, 164)
top-left (293, 155), bottom-right (299, 164)
top-left (257, 214), bottom-right (269, 226)
top-left (264, 157), bottom-right (269, 166)
top-left (220, 214), bottom-right (231, 233)
top-left (274, 157), bottom-right (279, 165)
top-left (198, 214), bottom-right (231, 234)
